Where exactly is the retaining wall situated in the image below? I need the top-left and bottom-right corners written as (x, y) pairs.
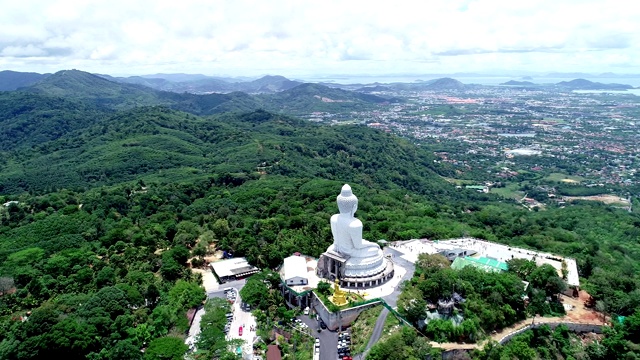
top-left (311, 292), bottom-right (382, 331)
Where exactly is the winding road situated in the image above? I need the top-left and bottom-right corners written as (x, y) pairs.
top-left (354, 308), bottom-right (389, 360)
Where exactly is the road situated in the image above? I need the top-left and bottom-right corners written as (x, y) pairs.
top-left (298, 314), bottom-right (339, 360)
top-left (206, 278), bottom-right (247, 299)
top-left (227, 295), bottom-right (257, 357)
top-left (185, 307), bottom-right (205, 350)
top-left (207, 279), bottom-right (255, 359)
top-left (353, 308), bottom-right (389, 360)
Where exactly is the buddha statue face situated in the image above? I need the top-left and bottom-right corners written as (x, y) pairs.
top-left (337, 184), bottom-right (358, 216)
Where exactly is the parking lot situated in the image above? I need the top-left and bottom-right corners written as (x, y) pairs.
top-left (222, 288), bottom-right (237, 336)
top-left (297, 314), bottom-right (352, 360)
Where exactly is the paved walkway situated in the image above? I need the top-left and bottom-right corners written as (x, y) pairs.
top-left (354, 308), bottom-right (389, 360)
top-left (185, 307), bottom-right (205, 350)
top-left (381, 247), bottom-right (416, 308)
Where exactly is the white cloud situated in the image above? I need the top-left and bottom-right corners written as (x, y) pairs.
top-left (1, 0), bottom-right (639, 76)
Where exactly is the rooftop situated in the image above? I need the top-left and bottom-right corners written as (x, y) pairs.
top-left (282, 255), bottom-right (308, 281)
top-left (450, 256), bottom-right (508, 272)
top-left (279, 255), bottom-right (321, 293)
top-left (209, 257), bottom-right (259, 278)
top-left (392, 237), bottom-right (580, 287)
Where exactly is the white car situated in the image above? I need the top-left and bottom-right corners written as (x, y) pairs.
top-left (304, 307), bottom-right (310, 315)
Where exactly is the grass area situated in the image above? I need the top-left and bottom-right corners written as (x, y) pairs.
top-left (350, 305), bottom-right (383, 355)
top-left (490, 182), bottom-right (523, 200)
top-left (293, 339), bottom-right (313, 360)
top-left (273, 329), bottom-right (314, 360)
top-left (378, 311), bottom-right (404, 343)
top-left (544, 172), bottom-right (584, 183)
top-left (441, 176), bottom-right (476, 185)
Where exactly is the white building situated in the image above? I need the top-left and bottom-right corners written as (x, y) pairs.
top-left (283, 255), bottom-right (308, 286)
top-left (209, 257), bottom-right (259, 283)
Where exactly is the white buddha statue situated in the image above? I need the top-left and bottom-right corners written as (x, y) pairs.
top-left (327, 184), bottom-right (386, 277)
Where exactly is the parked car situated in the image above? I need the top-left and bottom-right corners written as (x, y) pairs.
top-left (304, 307), bottom-right (310, 315)
top-left (239, 326), bottom-right (243, 336)
top-left (319, 320), bottom-right (327, 329)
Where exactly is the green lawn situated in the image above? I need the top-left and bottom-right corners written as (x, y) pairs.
top-left (377, 311), bottom-right (404, 344)
top-left (544, 172), bottom-right (584, 183)
top-left (350, 305), bottom-right (383, 355)
top-left (441, 176), bottom-right (476, 186)
top-left (490, 183), bottom-right (523, 200)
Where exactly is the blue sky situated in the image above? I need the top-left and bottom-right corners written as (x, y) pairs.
top-left (1, 0), bottom-right (638, 76)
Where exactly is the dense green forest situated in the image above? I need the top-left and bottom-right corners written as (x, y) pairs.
top-left (399, 254), bottom-right (570, 343)
top-left (17, 69), bottom-right (390, 115)
top-left (471, 318), bottom-right (640, 360)
top-left (0, 72), bottom-right (639, 358)
top-left (370, 316), bottom-right (640, 360)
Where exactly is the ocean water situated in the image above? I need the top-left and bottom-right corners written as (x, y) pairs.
top-left (573, 89), bottom-right (640, 95)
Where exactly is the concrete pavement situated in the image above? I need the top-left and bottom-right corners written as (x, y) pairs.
top-left (207, 278), bottom-right (247, 299)
top-left (207, 281), bottom-right (255, 360)
top-left (227, 296), bottom-right (257, 359)
top-left (185, 307), bottom-right (205, 350)
top-left (381, 247), bottom-right (415, 309)
top-left (298, 314), bottom-right (339, 360)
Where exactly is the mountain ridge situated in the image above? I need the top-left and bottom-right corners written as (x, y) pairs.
top-left (0, 70), bottom-right (50, 91)
top-left (555, 78), bottom-right (633, 90)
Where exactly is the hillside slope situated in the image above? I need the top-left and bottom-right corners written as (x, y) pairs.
top-left (24, 70), bottom-right (165, 108)
top-left (0, 92), bottom-right (110, 151)
top-left (0, 107), bottom-right (450, 198)
top-left (260, 83), bottom-right (394, 113)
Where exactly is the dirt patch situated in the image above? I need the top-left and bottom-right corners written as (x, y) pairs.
top-left (564, 195), bottom-right (629, 205)
top-left (559, 293), bottom-right (606, 324)
top-left (205, 250), bottom-right (224, 263)
top-left (190, 268), bottom-right (219, 292)
top-left (580, 332), bottom-right (604, 345)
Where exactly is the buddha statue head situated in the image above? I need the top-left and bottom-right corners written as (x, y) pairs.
top-left (337, 184), bottom-right (358, 216)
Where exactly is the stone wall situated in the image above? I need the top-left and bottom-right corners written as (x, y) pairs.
top-left (497, 322), bottom-right (604, 345)
top-left (311, 292), bottom-right (382, 331)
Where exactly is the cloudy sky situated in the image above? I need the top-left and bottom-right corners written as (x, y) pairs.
top-left (1, 0), bottom-right (638, 77)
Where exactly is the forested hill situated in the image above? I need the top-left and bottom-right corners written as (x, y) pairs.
top-left (15, 69), bottom-right (393, 114)
top-left (0, 70), bottom-right (49, 91)
top-left (0, 70), bottom-right (639, 359)
top-left (0, 92), bottom-right (110, 151)
top-left (23, 69), bottom-right (166, 109)
top-left (0, 106), bottom-right (453, 198)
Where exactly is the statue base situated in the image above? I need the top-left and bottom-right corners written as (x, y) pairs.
top-left (316, 250), bottom-right (394, 289)
top-left (329, 294), bottom-right (348, 306)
